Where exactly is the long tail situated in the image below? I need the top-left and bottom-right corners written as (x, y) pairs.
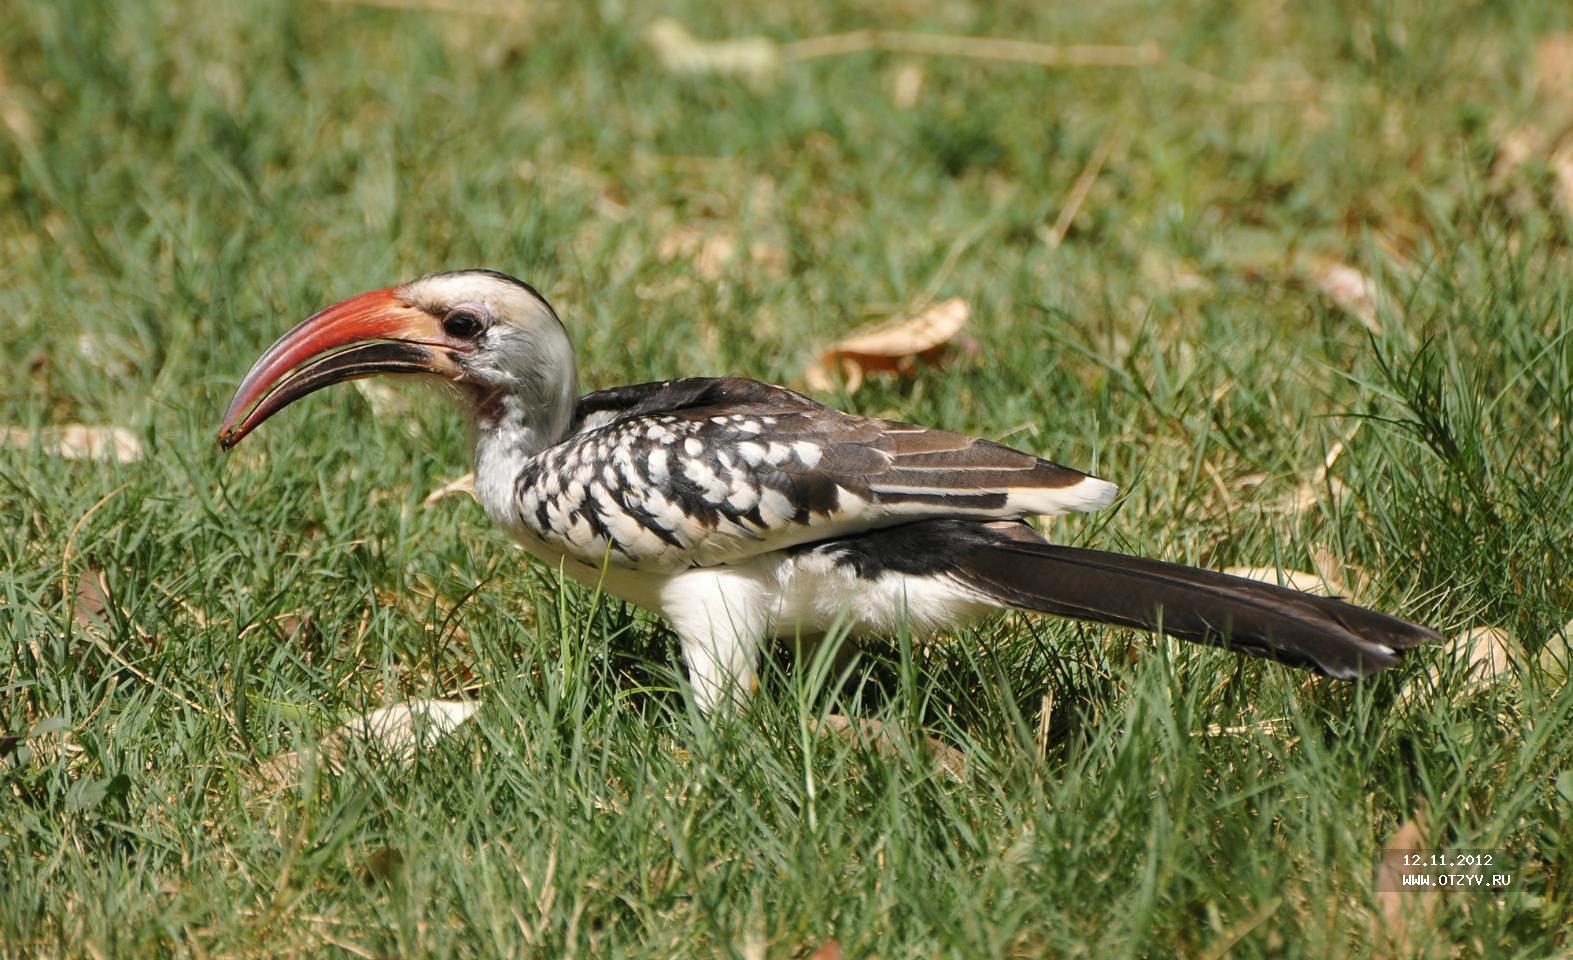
top-left (948, 522), bottom-right (1439, 678)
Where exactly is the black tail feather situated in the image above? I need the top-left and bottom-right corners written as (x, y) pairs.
top-left (951, 524), bottom-right (1439, 678)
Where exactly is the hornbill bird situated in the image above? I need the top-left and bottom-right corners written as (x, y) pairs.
top-left (219, 269), bottom-right (1438, 712)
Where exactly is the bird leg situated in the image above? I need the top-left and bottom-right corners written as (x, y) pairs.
top-left (659, 567), bottom-right (769, 714)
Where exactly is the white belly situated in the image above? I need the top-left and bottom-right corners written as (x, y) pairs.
top-left (765, 550), bottom-right (998, 638)
top-left (505, 520), bottom-right (996, 640)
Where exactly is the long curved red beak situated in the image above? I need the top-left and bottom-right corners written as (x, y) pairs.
top-left (217, 287), bottom-right (465, 449)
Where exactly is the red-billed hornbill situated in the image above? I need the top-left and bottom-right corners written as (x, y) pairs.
top-left (219, 270), bottom-right (1438, 712)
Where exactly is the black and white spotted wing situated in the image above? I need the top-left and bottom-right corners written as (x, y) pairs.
top-left (513, 378), bottom-right (1118, 571)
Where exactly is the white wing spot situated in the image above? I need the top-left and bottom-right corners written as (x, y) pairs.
top-left (684, 437), bottom-right (704, 457)
top-left (647, 448), bottom-right (669, 484)
top-left (757, 488), bottom-right (793, 526)
top-left (791, 441), bottom-right (822, 468)
top-left (737, 441), bottom-right (766, 466)
top-left (683, 457), bottom-right (732, 502)
top-left (727, 482), bottom-right (759, 512)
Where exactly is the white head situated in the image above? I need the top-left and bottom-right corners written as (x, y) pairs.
top-left (218, 269), bottom-right (580, 453)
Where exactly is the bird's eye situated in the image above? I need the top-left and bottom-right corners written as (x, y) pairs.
top-left (443, 308), bottom-right (486, 338)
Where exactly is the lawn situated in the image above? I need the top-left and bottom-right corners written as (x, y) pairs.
top-left (3, 0), bottom-right (1572, 955)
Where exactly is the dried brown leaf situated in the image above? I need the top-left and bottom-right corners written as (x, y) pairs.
top-left (0, 59), bottom-right (37, 147)
top-left (1310, 545), bottom-right (1371, 601)
top-left (1197, 896), bottom-right (1282, 960)
top-left (255, 700), bottom-right (481, 791)
top-left (1398, 626), bottom-right (1518, 708)
top-left (645, 18), bottom-right (781, 79)
top-left (1550, 143), bottom-right (1573, 222)
top-left (1487, 125), bottom-right (1544, 192)
top-left (1222, 567), bottom-right (1341, 596)
top-left (807, 940), bottom-right (844, 960)
top-left (360, 846), bottom-right (406, 885)
top-left (815, 715), bottom-right (966, 780)
top-left (1539, 618), bottom-right (1573, 681)
top-left (1374, 809), bottom-right (1437, 954)
top-left (658, 227), bottom-right (785, 282)
top-left (73, 567), bottom-right (112, 631)
top-left (353, 379), bottom-right (410, 419)
top-left (1535, 34), bottom-right (1573, 108)
top-left (1273, 427), bottom-right (1360, 517)
top-left (70, 566), bottom-right (155, 646)
top-left (890, 63), bottom-right (924, 109)
top-left (3, 425), bottom-right (142, 463)
top-left (1450, 626), bottom-right (1516, 687)
top-left (262, 612), bottom-right (316, 647)
top-left (424, 472), bottom-right (477, 506)
top-left (1307, 258), bottom-right (1383, 335)
top-left (804, 298), bottom-right (969, 394)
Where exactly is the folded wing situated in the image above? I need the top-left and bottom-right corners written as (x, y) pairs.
top-left (517, 378), bottom-right (1117, 570)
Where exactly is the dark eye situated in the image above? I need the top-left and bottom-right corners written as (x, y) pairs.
top-left (443, 308), bottom-right (486, 338)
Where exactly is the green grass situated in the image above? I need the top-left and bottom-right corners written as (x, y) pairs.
top-left (4, 0), bottom-right (1573, 955)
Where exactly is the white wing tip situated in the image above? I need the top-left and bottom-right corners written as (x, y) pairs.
top-left (1009, 475), bottom-right (1119, 516)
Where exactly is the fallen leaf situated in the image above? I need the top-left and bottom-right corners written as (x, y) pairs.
top-left (255, 699), bottom-right (481, 789)
top-left (804, 298), bottom-right (969, 393)
top-left (0, 60), bottom-right (37, 147)
top-left (69, 566), bottom-right (154, 645)
top-left (73, 567), bottom-right (112, 631)
top-left (1306, 258), bottom-right (1383, 335)
top-left (1273, 426), bottom-right (1361, 517)
top-left (3, 425), bottom-right (142, 463)
top-left (807, 940), bottom-right (844, 960)
top-left (1197, 897), bottom-right (1282, 960)
top-left (657, 227), bottom-right (785, 282)
top-left (1447, 626), bottom-right (1516, 687)
top-left (1398, 626), bottom-right (1518, 708)
top-left (1487, 125), bottom-right (1544, 192)
top-left (644, 18), bottom-right (781, 80)
top-left (1311, 545), bottom-right (1371, 601)
top-left (360, 846), bottom-right (405, 885)
top-left (1535, 34), bottom-right (1573, 108)
top-left (1550, 141), bottom-right (1573, 222)
top-left (1274, 475), bottom-right (1351, 515)
top-left (1536, 618), bottom-right (1573, 682)
top-left (1557, 770), bottom-right (1573, 806)
top-left (1222, 567), bottom-right (1341, 596)
top-left (890, 63), bottom-right (923, 108)
top-left (270, 612), bottom-right (317, 645)
top-left (814, 715), bottom-right (966, 780)
top-left (354, 379), bottom-right (410, 420)
top-left (424, 472), bottom-right (477, 506)
top-left (1138, 250), bottom-right (1213, 295)
top-left (1373, 809), bottom-right (1437, 953)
